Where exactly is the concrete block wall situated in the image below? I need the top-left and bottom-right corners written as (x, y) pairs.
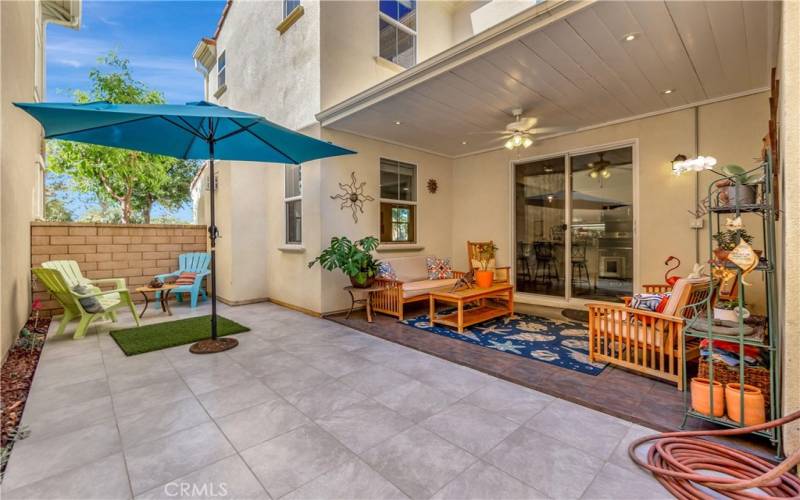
top-left (30, 222), bottom-right (208, 316)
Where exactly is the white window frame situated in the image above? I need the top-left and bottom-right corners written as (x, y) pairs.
top-left (217, 50), bottom-right (226, 89)
top-left (377, 1), bottom-right (418, 69)
top-left (284, 164), bottom-right (302, 245)
top-left (379, 158), bottom-right (417, 244)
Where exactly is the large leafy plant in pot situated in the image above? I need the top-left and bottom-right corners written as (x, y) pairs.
top-left (309, 236), bottom-right (380, 288)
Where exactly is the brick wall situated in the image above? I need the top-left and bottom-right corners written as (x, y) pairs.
top-left (31, 222), bottom-right (208, 316)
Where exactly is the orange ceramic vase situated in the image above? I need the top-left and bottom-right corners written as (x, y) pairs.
top-left (690, 377), bottom-right (725, 417)
top-left (475, 270), bottom-right (494, 288)
top-left (725, 383), bottom-right (766, 426)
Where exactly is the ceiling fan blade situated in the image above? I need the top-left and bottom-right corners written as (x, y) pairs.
top-left (529, 126), bottom-right (575, 135)
top-left (466, 130), bottom-right (512, 136)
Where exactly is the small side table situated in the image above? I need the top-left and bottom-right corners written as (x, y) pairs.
top-left (344, 284), bottom-right (386, 323)
top-left (135, 284), bottom-right (179, 318)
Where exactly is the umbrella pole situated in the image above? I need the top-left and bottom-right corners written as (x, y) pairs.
top-left (190, 139), bottom-right (238, 354)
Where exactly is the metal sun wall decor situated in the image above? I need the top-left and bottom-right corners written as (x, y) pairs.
top-left (331, 171), bottom-right (374, 223)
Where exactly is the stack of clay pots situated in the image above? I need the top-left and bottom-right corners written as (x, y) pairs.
top-left (690, 377), bottom-right (766, 426)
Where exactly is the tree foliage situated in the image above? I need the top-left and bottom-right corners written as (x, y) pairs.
top-left (46, 52), bottom-right (198, 223)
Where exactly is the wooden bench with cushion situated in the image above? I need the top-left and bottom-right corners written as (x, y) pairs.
top-left (371, 255), bottom-right (465, 320)
top-left (588, 277), bottom-right (714, 390)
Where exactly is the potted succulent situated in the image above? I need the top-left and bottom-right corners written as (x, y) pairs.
top-left (713, 300), bottom-right (750, 322)
top-left (309, 236), bottom-right (380, 288)
top-left (712, 228), bottom-right (754, 261)
top-left (474, 242), bottom-right (498, 288)
top-left (716, 164), bottom-right (761, 207)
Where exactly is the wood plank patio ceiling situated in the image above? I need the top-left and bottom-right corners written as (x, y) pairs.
top-left (327, 1), bottom-right (779, 157)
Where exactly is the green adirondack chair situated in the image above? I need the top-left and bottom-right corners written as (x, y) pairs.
top-left (32, 268), bottom-right (140, 339)
top-left (42, 260), bottom-right (126, 291)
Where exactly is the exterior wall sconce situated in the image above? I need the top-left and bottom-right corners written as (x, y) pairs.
top-left (672, 154), bottom-right (717, 175)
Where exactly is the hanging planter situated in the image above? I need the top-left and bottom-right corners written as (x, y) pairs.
top-left (725, 383), bottom-right (766, 426)
top-left (690, 377), bottom-right (725, 417)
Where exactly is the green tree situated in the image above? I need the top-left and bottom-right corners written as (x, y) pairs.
top-left (46, 52), bottom-right (198, 223)
top-left (43, 177), bottom-right (74, 222)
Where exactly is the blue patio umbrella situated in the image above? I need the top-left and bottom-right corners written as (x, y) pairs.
top-left (15, 100), bottom-right (356, 352)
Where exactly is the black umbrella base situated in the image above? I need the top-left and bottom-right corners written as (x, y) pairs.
top-left (189, 337), bottom-right (239, 354)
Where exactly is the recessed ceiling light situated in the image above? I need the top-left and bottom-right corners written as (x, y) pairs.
top-left (662, 89), bottom-right (675, 95)
top-left (394, 121), bottom-right (401, 125)
top-left (622, 32), bottom-right (639, 42)
top-left (461, 141), bottom-right (467, 145)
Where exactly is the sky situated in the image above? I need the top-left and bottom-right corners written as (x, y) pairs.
top-left (46, 0), bottom-right (225, 221)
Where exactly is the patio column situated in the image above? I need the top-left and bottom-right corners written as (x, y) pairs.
top-left (780, 0), bottom-right (800, 458)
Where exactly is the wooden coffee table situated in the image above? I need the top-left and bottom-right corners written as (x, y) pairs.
top-left (135, 283), bottom-right (179, 318)
top-left (429, 283), bottom-right (514, 333)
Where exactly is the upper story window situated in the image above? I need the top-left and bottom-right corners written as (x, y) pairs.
top-left (379, 158), bottom-right (417, 243)
top-left (285, 164), bottom-right (302, 244)
top-left (284, 0), bottom-right (301, 18)
top-left (378, 0), bottom-right (417, 69)
top-left (217, 51), bottom-right (226, 89)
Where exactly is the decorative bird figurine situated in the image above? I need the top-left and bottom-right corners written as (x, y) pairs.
top-left (664, 256), bottom-right (681, 286)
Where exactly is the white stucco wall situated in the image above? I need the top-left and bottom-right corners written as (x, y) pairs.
top-left (318, 128), bottom-right (455, 314)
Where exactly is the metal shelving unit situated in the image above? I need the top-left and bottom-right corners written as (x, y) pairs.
top-left (681, 157), bottom-right (781, 453)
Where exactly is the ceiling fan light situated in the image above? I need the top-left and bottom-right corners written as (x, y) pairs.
top-left (522, 136), bottom-right (533, 148)
top-left (589, 170), bottom-right (599, 179)
top-left (504, 140), bottom-right (514, 150)
top-left (601, 169), bottom-right (611, 179)
top-left (512, 134), bottom-right (523, 146)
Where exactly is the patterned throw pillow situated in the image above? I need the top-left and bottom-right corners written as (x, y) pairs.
top-left (631, 293), bottom-right (671, 312)
top-left (72, 284), bottom-right (103, 313)
top-left (175, 272), bottom-right (197, 285)
top-left (377, 261), bottom-right (397, 281)
top-left (426, 256), bottom-right (453, 280)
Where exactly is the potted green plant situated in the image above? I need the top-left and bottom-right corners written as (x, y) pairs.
top-left (717, 164), bottom-right (761, 207)
top-left (712, 228), bottom-right (754, 261)
top-left (308, 236), bottom-right (380, 288)
top-left (474, 242), bottom-right (498, 288)
top-left (713, 299), bottom-right (750, 322)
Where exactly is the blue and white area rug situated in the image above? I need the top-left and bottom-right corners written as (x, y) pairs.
top-left (402, 311), bottom-right (607, 375)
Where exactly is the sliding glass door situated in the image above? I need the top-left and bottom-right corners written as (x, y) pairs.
top-left (514, 145), bottom-right (634, 303)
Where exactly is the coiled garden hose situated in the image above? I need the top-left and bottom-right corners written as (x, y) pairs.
top-left (628, 410), bottom-right (800, 499)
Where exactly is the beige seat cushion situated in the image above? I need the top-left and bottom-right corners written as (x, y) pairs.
top-left (402, 278), bottom-right (459, 298)
top-left (385, 256), bottom-right (432, 283)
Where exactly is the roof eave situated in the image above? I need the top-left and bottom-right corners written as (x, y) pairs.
top-left (316, 0), bottom-right (593, 127)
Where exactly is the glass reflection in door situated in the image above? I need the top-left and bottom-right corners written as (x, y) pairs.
top-left (514, 156), bottom-right (566, 297)
top-left (569, 146), bottom-right (633, 302)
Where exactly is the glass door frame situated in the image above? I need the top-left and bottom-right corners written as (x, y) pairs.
top-left (509, 139), bottom-right (639, 307)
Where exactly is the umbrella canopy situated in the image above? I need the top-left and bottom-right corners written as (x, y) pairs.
top-left (15, 100), bottom-right (356, 353)
top-left (14, 100), bottom-right (353, 163)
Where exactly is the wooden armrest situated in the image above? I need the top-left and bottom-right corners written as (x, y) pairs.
top-left (587, 302), bottom-right (681, 323)
top-left (72, 288), bottom-right (126, 299)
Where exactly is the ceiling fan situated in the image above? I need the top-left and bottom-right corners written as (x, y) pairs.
top-left (586, 152), bottom-right (631, 182)
top-left (470, 109), bottom-right (573, 150)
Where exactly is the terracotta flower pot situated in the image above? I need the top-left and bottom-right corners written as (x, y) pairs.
top-left (725, 383), bottom-right (765, 426)
top-left (691, 377), bottom-right (725, 417)
top-left (475, 270), bottom-right (494, 288)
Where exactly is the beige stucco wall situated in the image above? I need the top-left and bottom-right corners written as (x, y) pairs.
top-left (319, 0), bottom-right (459, 109)
top-left (451, 92), bottom-right (770, 310)
top-left (1, 0), bottom-right (41, 358)
top-left (318, 128), bottom-right (455, 314)
top-left (779, 0), bottom-right (800, 458)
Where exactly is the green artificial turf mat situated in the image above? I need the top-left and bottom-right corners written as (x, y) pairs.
top-left (110, 315), bottom-right (250, 355)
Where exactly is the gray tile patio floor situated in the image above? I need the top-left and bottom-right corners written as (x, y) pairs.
top-left (1, 301), bottom-right (670, 500)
